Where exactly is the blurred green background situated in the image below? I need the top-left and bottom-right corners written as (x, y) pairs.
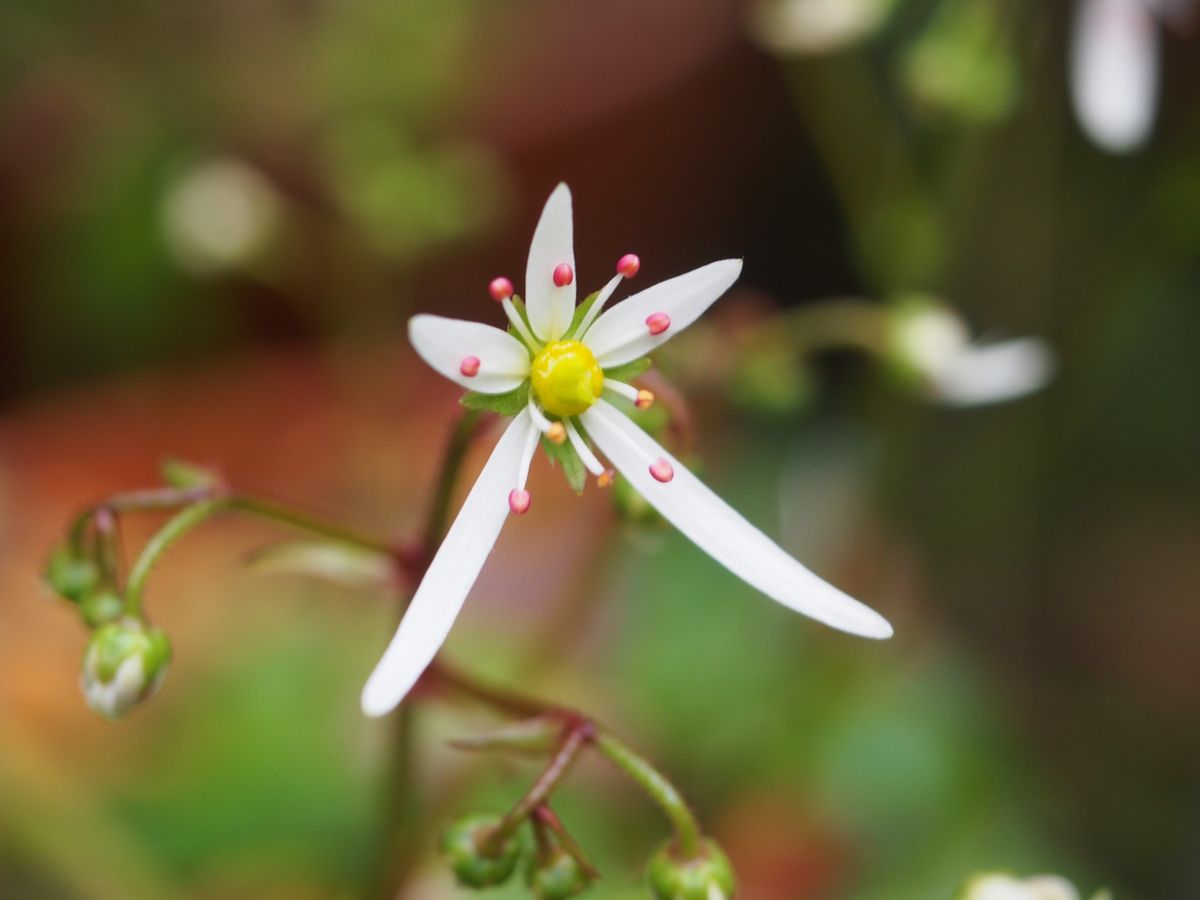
top-left (2, 1), bottom-right (1198, 898)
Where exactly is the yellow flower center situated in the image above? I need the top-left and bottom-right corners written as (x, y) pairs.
top-left (530, 341), bottom-right (604, 417)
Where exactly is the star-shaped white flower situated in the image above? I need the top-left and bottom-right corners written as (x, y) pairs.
top-left (361, 183), bottom-right (893, 717)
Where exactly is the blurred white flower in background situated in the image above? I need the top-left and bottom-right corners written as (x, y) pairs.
top-left (958, 871), bottom-right (1111, 900)
top-left (888, 295), bottom-right (1055, 407)
top-left (162, 157), bottom-right (281, 274)
top-left (747, 0), bottom-right (895, 55)
top-left (1070, 0), bottom-right (1195, 153)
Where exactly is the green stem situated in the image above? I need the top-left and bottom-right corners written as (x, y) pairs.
top-left (430, 663), bottom-right (705, 860)
top-left (122, 494), bottom-right (392, 619)
top-left (594, 732), bottom-right (703, 858)
top-left (124, 500), bottom-right (227, 618)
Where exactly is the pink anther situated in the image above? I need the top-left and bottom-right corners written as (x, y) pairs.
top-left (508, 489), bottom-right (532, 515)
top-left (460, 356), bottom-right (481, 377)
top-left (648, 459), bottom-right (674, 483)
top-left (616, 253), bottom-right (641, 278)
top-left (645, 312), bottom-right (671, 336)
top-left (553, 263), bottom-right (574, 287)
top-left (489, 277), bottom-right (514, 302)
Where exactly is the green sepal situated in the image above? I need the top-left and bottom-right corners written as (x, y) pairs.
top-left (601, 357), bottom-right (652, 382)
top-left (461, 381), bottom-right (530, 416)
top-left (541, 433), bottom-right (587, 494)
top-left (564, 290), bottom-right (601, 339)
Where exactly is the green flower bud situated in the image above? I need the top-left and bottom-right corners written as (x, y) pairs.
top-left (526, 849), bottom-right (590, 899)
top-left (441, 813), bottom-right (522, 889)
top-left (79, 589), bottom-right (125, 629)
top-left (647, 839), bottom-right (736, 900)
top-left (80, 618), bottom-right (171, 720)
top-left (44, 542), bottom-right (101, 603)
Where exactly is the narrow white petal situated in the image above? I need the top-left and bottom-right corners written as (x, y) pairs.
top-left (409, 314), bottom-right (531, 394)
top-left (361, 411), bottom-right (536, 716)
top-left (585, 260), bottom-right (743, 368)
top-left (931, 338), bottom-right (1055, 406)
top-left (581, 400), bottom-right (893, 639)
top-left (524, 183), bottom-right (576, 342)
top-left (1070, 0), bottom-right (1159, 153)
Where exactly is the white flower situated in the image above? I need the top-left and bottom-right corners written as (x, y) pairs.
top-left (1068, 0), bottom-right (1194, 153)
top-left (890, 297), bottom-right (1054, 407)
top-left (361, 183), bottom-right (893, 717)
top-left (162, 158), bottom-right (280, 274)
top-left (959, 872), bottom-right (1102, 900)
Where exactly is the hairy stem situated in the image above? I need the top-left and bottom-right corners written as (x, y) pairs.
top-left (484, 724), bottom-right (592, 851)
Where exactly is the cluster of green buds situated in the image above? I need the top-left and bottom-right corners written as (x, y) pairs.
top-left (45, 535), bottom-right (173, 720)
top-left (440, 808), bottom-right (594, 899)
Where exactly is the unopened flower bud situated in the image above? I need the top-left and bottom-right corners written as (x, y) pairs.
top-left (647, 838), bottom-right (736, 900)
top-left (441, 812), bottom-right (522, 889)
top-left (957, 872), bottom-right (1091, 900)
top-left (81, 618), bottom-right (171, 720)
top-left (885, 294), bottom-right (969, 385)
top-left (526, 849), bottom-right (590, 899)
top-left (44, 542), bottom-right (101, 603)
top-left (80, 589), bottom-right (125, 629)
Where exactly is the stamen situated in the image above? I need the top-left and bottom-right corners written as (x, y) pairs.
top-left (502, 297), bottom-right (539, 348)
top-left (646, 312), bottom-right (671, 336)
top-left (564, 420), bottom-right (607, 478)
top-left (597, 468), bottom-right (616, 489)
top-left (508, 488), bottom-right (531, 515)
top-left (635, 389), bottom-right (655, 409)
top-left (575, 274), bottom-right (623, 338)
top-left (553, 263), bottom-right (574, 287)
top-left (527, 399), bottom-right (567, 444)
top-left (616, 253), bottom-right (640, 278)
top-left (603, 380), bottom-right (639, 403)
top-left (460, 356), bottom-right (481, 377)
top-left (489, 276), bottom-right (514, 302)
top-left (648, 458), bottom-right (674, 483)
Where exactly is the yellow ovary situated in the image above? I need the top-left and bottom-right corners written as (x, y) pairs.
top-left (530, 341), bottom-right (604, 417)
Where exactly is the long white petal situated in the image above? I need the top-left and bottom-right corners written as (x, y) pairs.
top-left (524, 183), bottom-right (576, 342)
top-left (361, 411), bottom-right (536, 716)
top-left (581, 400), bottom-right (892, 639)
top-left (409, 314), bottom-right (531, 394)
top-left (1070, 0), bottom-right (1159, 153)
top-left (584, 260), bottom-right (743, 368)
top-left (931, 338), bottom-right (1055, 406)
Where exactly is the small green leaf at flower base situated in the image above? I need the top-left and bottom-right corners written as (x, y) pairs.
top-left (80, 589), bottom-right (125, 629)
top-left (601, 357), bottom-right (652, 383)
top-left (461, 381), bottom-right (531, 417)
top-left (526, 848), bottom-right (591, 899)
top-left (44, 542), bottom-right (101, 603)
top-left (541, 433), bottom-right (587, 494)
top-left (441, 812), bottom-right (523, 889)
top-left (646, 838), bottom-right (736, 900)
top-left (81, 618), bottom-right (172, 720)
